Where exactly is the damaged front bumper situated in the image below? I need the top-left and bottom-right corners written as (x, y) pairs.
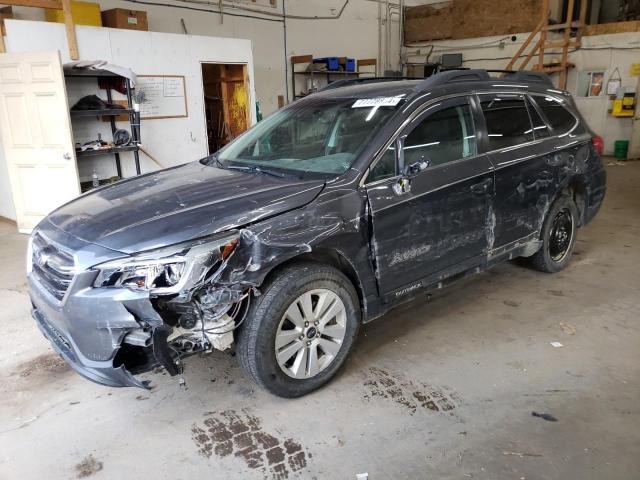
top-left (32, 307), bottom-right (146, 388)
top-left (27, 225), bottom-right (250, 389)
top-left (28, 270), bottom-right (163, 388)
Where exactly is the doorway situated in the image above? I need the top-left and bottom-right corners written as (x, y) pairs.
top-left (201, 63), bottom-right (251, 154)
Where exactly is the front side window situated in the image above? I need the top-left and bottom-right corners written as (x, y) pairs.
top-left (215, 97), bottom-right (402, 177)
top-left (480, 95), bottom-right (534, 150)
top-left (532, 95), bottom-right (577, 135)
top-left (402, 102), bottom-right (476, 168)
top-left (368, 146), bottom-right (396, 182)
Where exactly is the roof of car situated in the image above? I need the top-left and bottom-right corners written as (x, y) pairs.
top-left (311, 69), bottom-right (565, 100)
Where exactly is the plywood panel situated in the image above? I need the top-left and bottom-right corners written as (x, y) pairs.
top-left (405, 0), bottom-right (543, 43)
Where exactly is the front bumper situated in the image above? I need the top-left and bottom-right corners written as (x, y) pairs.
top-left (28, 269), bottom-right (161, 389)
top-left (32, 307), bottom-right (146, 388)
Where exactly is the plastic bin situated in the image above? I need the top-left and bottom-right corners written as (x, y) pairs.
top-left (614, 140), bottom-right (629, 160)
top-left (345, 58), bottom-right (356, 72)
top-left (313, 57), bottom-right (340, 71)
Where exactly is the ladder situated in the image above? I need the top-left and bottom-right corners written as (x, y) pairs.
top-left (505, 0), bottom-right (587, 89)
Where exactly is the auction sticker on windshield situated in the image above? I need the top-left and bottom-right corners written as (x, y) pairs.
top-left (352, 96), bottom-right (404, 108)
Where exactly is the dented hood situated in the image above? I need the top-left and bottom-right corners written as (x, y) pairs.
top-left (47, 161), bottom-right (325, 254)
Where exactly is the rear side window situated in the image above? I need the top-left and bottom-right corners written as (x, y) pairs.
top-left (526, 98), bottom-right (551, 139)
top-left (532, 96), bottom-right (577, 134)
top-left (479, 95), bottom-right (533, 150)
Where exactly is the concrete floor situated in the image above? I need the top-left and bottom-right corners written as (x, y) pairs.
top-left (1, 160), bottom-right (639, 480)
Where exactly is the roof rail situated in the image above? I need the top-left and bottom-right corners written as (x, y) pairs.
top-left (501, 71), bottom-right (554, 87)
top-left (318, 76), bottom-right (422, 92)
top-left (413, 69), bottom-right (491, 92)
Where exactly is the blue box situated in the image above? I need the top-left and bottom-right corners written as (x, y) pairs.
top-left (345, 58), bottom-right (356, 72)
top-left (313, 57), bottom-right (340, 71)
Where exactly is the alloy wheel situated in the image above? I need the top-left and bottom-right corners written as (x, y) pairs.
top-left (275, 289), bottom-right (347, 379)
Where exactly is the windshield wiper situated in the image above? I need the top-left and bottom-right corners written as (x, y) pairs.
top-left (222, 164), bottom-right (286, 178)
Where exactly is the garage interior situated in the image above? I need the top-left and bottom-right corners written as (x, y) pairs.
top-left (0, 0), bottom-right (639, 479)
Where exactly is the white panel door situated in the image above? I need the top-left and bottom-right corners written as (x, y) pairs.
top-left (0, 50), bottom-right (79, 233)
top-left (629, 76), bottom-right (640, 160)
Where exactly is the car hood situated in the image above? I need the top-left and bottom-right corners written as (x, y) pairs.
top-left (47, 161), bottom-right (325, 254)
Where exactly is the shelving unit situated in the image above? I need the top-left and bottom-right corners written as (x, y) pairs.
top-left (290, 55), bottom-right (377, 100)
top-left (65, 68), bottom-right (141, 180)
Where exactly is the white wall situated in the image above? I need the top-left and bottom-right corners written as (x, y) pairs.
top-left (405, 31), bottom-right (640, 155)
top-left (5, 0), bottom-right (391, 115)
top-left (0, 0), bottom-right (391, 220)
top-left (1, 18), bottom-right (257, 218)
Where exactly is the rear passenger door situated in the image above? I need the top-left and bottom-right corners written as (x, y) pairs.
top-left (366, 96), bottom-right (495, 298)
top-left (479, 93), bottom-right (560, 253)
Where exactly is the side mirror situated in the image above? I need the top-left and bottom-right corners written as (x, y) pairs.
top-left (405, 156), bottom-right (431, 176)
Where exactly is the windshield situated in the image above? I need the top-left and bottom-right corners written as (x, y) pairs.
top-left (214, 96), bottom-right (403, 176)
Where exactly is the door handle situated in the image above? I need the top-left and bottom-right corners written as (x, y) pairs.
top-left (470, 178), bottom-right (492, 195)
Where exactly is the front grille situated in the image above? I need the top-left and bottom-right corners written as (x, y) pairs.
top-left (31, 232), bottom-right (75, 301)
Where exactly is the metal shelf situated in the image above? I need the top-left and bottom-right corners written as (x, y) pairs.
top-left (75, 145), bottom-right (139, 158)
top-left (65, 69), bottom-right (141, 176)
top-left (70, 108), bottom-right (134, 117)
top-left (64, 69), bottom-right (125, 78)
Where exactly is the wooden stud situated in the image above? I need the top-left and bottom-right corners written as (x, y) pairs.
top-left (559, 0), bottom-right (575, 89)
top-left (277, 95), bottom-right (285, 108)
top-left (61, 0), bottom-right (79, 60)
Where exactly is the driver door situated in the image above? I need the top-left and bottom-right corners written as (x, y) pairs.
top-left (365, 96), bottom-right (495, 299)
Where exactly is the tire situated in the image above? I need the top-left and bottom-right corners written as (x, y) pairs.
top-left (236, 262), bottom-right (360, 398)
top-left (529, 196), bottom-right (578, 273)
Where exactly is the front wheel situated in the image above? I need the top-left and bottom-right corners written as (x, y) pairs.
top-left (529, 196), bottom-right (578, 273)
top-left (236, 262), bottom-right (360, 397)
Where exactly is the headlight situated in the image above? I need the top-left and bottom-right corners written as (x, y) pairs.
top-left (93, 232), bottom-right (239, 293)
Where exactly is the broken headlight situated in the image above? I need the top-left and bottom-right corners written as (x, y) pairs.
top-left (92, 232), bottom-right (239, 294)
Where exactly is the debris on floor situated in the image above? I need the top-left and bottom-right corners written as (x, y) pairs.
top-left (502, 451), bottom-right (542, 457)
top-left (550, 341), bottom-right (564, 348)
top-left (531, 411), bottom-right (558, 422)
top-left (356, 473), bottom-right (369, 480)
top-left (75, 454), bottom-right (103, 478)
top-left (559, 322), bottom-right (577, 335)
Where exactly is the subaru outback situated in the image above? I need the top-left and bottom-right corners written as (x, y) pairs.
top-left (27, 69), bottom-right (606, 397)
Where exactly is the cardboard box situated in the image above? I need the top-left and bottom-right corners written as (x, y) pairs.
top-left (45, 1), bottom-right (102, 27)
top-left (101, 8), bottom-right (148, 31)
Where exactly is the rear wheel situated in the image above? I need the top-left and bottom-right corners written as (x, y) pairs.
top-left (530, 196), bottom-right (578, 273)
top-left (236, 262), bottom-right (360, 397)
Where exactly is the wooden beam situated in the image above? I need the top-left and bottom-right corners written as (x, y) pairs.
top-left (505, 18), bottom-right (545, 71)
top-left (559, 0), bottom-right (575, 89)
top-left (584, 20), bottom-right (640, 36)
top-left (576, 0), bottom-right (588, 45)
top-left (1, 0), bottom-right (61, 9)
top-left (60, 0), bottom-right (78, 60)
